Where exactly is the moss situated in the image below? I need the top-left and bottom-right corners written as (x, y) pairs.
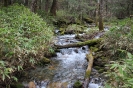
top-left (76, 19), bottom-right (82, 25)
top-left (94, 66), bottom-right (101, 69)
top-left (90, 47), bottom-right (99, 52)
top-left (85, 70), bottom-right (91, 78)
top-left (60, 28), bottom-right (65, 35)
top-left (40, 57), bottom-right (51, 64)
top-left (98, 69), bottom-right (104, 73)
top-left (10, 83), bottom-right (24, 88)
top-left (83, 17), bottom-right (94, 23)
top-left (77, 38), bottom-right (102, 46)
top-left (73, 81), bottom-right (82, 88)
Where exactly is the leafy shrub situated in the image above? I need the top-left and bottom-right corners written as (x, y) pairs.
top-left (105, 51), bottom-right (133, 88)
top-left (103, 25), bottom-right (133, 60)
top-left (103, 19), bottom-right (133, 87)
top-left (0, 4), bottom-right (53, 85)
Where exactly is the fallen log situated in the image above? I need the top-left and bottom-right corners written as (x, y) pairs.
top-left (55, 38), bottom-right (102, 49)
top-left (83, 51), bottom-right (94, 88)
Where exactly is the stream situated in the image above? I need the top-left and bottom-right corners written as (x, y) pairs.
top-left (20, 33), bottom-right (105, 88)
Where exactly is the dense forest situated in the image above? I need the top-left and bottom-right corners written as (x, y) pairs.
top-left (0, 0), bottom-right (133, 88)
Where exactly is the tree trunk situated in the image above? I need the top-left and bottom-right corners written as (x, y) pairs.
top-left (54, 38), bottom-right (102, 49)
top-left (83, 51), bottom-right (94, 88)
top-left (30, 0), bottom-right (38, 13)
top-left (24, 0), bottom-right (28, 6)
top-left (95, 4), bottom-right (99, 27)
top-left (39, 0), bottom-right (41, 10)
top-left (50, 0), bottom-right (57, 16)
top-left (4, 0), bottom-right (8, 6)
top-left (45, 0), bottom-right (49, 12)
top-left (98, 1), bottom-right (104, 31)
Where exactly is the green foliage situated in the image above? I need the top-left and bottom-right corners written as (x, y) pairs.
top-left (37, 10), bottom-right (55, 26)
top-left (0, 4), bottom-right (53, 85)
top-left (66, 24), bottom-right (85, 32)
top-left (103, 18), bottom-right (133, 87)
top-left (103, 24), bottom-right (133, 60)
top-left (105, 52), bottom-right (133, 88)
top-left (108, 0), bottom-right (133, 18)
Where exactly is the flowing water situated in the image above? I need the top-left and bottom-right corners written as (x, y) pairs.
top-left (21, 34), bottom-right (105, 88)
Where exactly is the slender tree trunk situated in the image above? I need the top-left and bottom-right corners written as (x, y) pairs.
top-left (50, 0), bottom-right (57, 16)
top-left (30, 0), bottom-right (38, 13)
top-left (4, 0), bottom-right (8, 6)
top-left (4, 0), bottom-right (13, 7)
top-left (98, 0), bottom-right (104, 31)
top-left (45, 0), bottom-right (49, 12)
top-left (95, 3), bottom-right (99, 27)
top-left (24, 0), bottom-right (28, 6)
top-left (39, 0), bottom-right (41, 10)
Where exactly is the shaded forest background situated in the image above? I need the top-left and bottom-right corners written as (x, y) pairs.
top-left (1, 0), bottom-right (133, 19)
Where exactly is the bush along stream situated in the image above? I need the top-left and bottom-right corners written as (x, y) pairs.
top-left (17, 28), bottom-right (106, 88)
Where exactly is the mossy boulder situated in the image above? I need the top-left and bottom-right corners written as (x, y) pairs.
top-left (83, 17), bottom-right (94, 23)
top-left (65, 24), bottom-right (85, 34)
top-left (40, 57), bottom-right (51, 64)
top-left (73, 81), bottom-right (82, 88)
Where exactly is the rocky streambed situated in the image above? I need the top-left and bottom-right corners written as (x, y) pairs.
top-left (18, 33), bottom-right (106, 88)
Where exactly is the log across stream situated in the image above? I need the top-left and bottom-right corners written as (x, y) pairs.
top-left (20, 34), bottom-right (105, 88)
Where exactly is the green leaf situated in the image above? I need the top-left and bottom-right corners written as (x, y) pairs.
top-left (110, 64), bottom-right (117, 69)
top-left (127, 52), bottom-right (132, 59)
top-left (118, 65), bottom-right (123, 76)
top-left (2, 74), bottom-right (5, 81)
top-left (17, 66), bottom-right (23, 71)
top-left (128, 79), bottom-right (133, 82)
top-left (0, 61), bottom-right (5, 66)
top-left (12, 76), bottom-right (18, 82)
top-left (5, 74), bottom-right (10, 79)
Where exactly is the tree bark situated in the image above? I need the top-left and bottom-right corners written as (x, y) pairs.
top-left (98, 1), bottom-right (104, 31)
top-left (45, 0), bottom-right (49, 12)
top-left (24, 0), bottom-right (28, 6)
top-left (83, 51), bottom-right (94, 88)
top-left (39, 0), bottom-right (41, 10)
top-left (4, 0), bottom-right (8, 6)
top-left (95, 4), bottom-right (99, 27)
top-left (54, 38), bottom-right (102, 49)
top-left (50, 0), bottom-right (57, 16)
top-left (30, 0), bottom-right (38, 13)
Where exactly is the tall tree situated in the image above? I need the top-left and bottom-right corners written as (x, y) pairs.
top-left (50, 0), bottom-right (57, 16)
top-left (39, 0), bottom-right (41, 10)
top-left (98, 0), bottom-right (104, 31)
top-left (23, 0), bottom-right (28, 6)
top-left (45, 0), bottom-right (49, 12)
top-left (3, 0), bottom-right (12, 6)
top-left (30, 0), bottom-right (37, 13)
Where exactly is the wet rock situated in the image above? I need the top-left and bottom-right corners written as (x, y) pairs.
top-left (82, 47), bottom-right (86, 50)
top-left (74, 49), bottom-right (78, 53)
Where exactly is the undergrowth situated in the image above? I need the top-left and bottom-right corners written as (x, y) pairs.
top-left (103, 18), bottom-right (133, 87)
top-left (0, 4), bottom-right (53, 86)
